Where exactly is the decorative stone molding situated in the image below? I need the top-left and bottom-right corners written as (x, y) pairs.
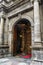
top-left (0, 0), bottom-right (33, 14)
top-left (0, 4), bottom-right (8, 13)
top-left (7, 3), bottom-right (33, 18)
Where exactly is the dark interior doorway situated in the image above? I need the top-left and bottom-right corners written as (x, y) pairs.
top-left (12, 19), bottom-right (31, 56)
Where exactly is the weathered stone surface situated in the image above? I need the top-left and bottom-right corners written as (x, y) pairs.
top-left (0, 0), bottom-right (43, 65)
top-left (18, 62), bottom-right (28, 65)
top-left (0, 57), bottom-right (31, 65)
top-left (30, 61), bottom-right (42, 65)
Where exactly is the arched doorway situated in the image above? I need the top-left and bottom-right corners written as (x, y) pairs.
top-left (12, 18), bottom-right (31, 56)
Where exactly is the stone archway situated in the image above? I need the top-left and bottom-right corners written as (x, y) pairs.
top-left (8, 15), bottom-right (34, 56)
top-left (12, 18), bottom-right (32, 56)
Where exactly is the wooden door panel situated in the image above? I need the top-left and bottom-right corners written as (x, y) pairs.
top-left (13, 27), bottom-right (17, 55)
top-left (25, 26), bottom-right (31, 54)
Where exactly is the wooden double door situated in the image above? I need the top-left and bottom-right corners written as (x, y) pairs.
top-left (13, 24), bottom-right (31, 55)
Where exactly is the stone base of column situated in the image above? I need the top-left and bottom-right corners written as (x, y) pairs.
top-left (30, 51), bottom-right (43, 65)
top-left (30, 46), bottom-right (43, 65)
top-left (30, 60), bottom-right (43, 65)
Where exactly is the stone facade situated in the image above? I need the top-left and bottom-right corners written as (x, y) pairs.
top-left (0, 0), bottom-right (43, 64)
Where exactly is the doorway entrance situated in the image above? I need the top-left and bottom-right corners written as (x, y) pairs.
top-left (12, 19), bottom-right (31, 56)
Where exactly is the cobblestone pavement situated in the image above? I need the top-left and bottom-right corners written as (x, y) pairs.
top-left (0, 57), bottom-right (31, 65)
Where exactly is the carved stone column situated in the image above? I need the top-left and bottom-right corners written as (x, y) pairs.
top-left (8, 22), bottom-right (13, 55)
top-left (4, 18), bottom-right (9, 45)
top-left (31, 0), bottom-right (42, 61)
top-left (34, 0), bottom-right (41, 46)
top-left (8, 31), bottom-right (13, 55)
top-left (0, 16), bottom-right (4, 44)
top-left (30, 1), bottom-right (42, 64)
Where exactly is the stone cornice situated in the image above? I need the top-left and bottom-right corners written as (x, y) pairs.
top-left (0, 4), bottom-right (8, 13)
top-left (0, 1), bottom-right (33, 18)
top-left (7, 0), bottom-right (30, 12)
top-left (7, 3), bottom-right (33, 18)
top-left (0, 0), bottom-right (31, 13)
top-left (0, 0), bottom-right (42, 15)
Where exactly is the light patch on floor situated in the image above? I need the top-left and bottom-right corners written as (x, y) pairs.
top-left (18, 62), bottom-right (28, 65)
top-left (0, 57), bottom-right (31, 65)
top-left (0, 58), bottom-right (9, 62)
